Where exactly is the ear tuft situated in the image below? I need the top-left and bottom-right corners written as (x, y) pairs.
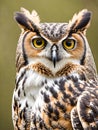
top-left (14, 8), bottom-right (40, 31)
top-left (31, 10), bottom-right (40, 24)
top-left (20, 7), bottom-right (40, 26)
top-left (14, 12), bottom-right (33, 31)
top-left (68, 9), bottom-right (92, 33)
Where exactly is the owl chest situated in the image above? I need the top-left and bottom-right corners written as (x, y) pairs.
top-left (14, 69), bottom-right (88, 129)
top-left (15, 69), bottom-right (84, 109)
top-left (28, 75), bottom-right (86, 129)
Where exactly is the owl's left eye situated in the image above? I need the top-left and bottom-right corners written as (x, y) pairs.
top-left (31, 37), bottom-right (46, 49)
top-left (62, 39), bottom-right (76, 50)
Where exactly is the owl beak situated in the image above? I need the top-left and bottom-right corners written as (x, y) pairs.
top-left (51, 45), bottom-right (58, 68)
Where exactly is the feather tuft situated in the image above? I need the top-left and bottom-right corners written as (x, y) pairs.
top-left (67, 9), bottom-right (92, 33)
top-left (20, 7), bottom-right (40, 26)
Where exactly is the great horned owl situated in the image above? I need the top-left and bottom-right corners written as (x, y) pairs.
top-left (12, 8), bottom-right (98, 130)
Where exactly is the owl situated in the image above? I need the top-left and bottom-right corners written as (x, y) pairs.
top-left (12, 8), bottom-right (98, 130)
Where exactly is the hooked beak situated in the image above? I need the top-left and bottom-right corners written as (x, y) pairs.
top-left (51, 45), bottom-right (58, 68)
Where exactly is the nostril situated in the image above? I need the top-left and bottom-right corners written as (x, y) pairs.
top-left (51, 44), bottom-right (58, 51)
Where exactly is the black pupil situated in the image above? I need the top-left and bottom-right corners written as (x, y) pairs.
top-left (36, 39), bottom-right (43, 45)
top-left (66, 40), bottom-right (72, 46)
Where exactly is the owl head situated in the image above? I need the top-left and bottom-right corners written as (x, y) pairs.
top-left (15, 8), bottom-right (97, 80)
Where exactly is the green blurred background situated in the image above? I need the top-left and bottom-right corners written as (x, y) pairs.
top-left (0, 0), bottom-right (98, 129)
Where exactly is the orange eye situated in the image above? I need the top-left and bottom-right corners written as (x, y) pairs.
top-left (32, 37), bottom-right (46, 49)
top-left (63, 39), bottom-right (76, 50)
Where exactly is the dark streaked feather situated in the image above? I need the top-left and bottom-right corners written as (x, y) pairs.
top-left (14, 12), bottom-right (33, 31)
top-left (14, 12), bottom-right (40, 34)
top-left (68, 9), bottom-right (92, 33)
top-left (75, 11), bottom-right (92, 30)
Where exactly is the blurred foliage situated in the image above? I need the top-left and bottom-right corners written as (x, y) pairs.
top-left (0, 0), bottom-right (98, 129)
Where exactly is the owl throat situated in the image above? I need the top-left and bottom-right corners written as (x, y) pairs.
top-left (28, 62), bottom-right (84, 78)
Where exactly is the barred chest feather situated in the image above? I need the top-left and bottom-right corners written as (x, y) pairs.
top-left (12, 66), bottom-right (97, 130)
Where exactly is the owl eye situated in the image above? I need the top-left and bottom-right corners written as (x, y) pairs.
top-left (63, 39), bottom-right (76, 50)
top-left (31, 37), bottom-right (46, 49)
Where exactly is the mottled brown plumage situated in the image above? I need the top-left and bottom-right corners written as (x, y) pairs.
top-left (12, 8), bottom-right (98, 130)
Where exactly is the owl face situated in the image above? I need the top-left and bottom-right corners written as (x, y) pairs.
top-left (15, 8), bottom-right (92, 77)
top-left (23, 25), bottom-right (84, 67)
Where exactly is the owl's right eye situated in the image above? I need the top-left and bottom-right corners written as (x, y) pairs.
top-left (31, 37), bottom-right (46, 49)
